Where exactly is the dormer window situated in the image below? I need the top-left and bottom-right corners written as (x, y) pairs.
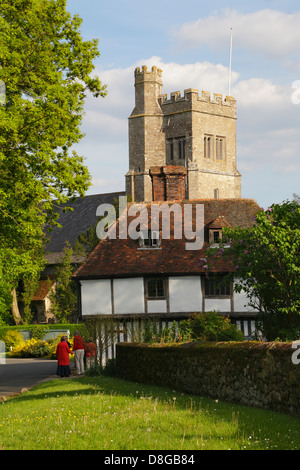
top-left (207, 215), bottom-right (231, 246)
top-left (139, 230), bottom-right (161, 248)
top-left (212, 230), bottom-right (221, 243)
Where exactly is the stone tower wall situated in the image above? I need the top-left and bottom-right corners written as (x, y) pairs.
top-left (126, 66), bottom-right (241, 202)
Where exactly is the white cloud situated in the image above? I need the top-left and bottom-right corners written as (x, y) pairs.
top-left (173, 9), bottom-right (300, 59)
top-left (232, 78), bottom-right (287, 107)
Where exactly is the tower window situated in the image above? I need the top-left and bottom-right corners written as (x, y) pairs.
top-left (170, 141), bottom-right (174, 160)
top-left (214, 188), bottom-right (219, 199)
top-left (216, 137), bottom-right (225, 160)
top-left (177, 137), bottom-right (186, 160)
top-left (167, 137), bottom-right (186, 162)
top-left (204, 135), bottom-right (212, 159)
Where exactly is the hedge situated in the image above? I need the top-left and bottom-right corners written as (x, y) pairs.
top-left (0, 323), bottom-right (89, 342)
top-left (116, 341), bottom-right (300, 417)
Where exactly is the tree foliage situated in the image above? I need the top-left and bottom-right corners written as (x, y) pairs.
top-left (0, 0), bottom-right (106, 322)
top-left (49, 243), bottom-right (78, 323)
top-left (206, 201), bottom-right (300, 340)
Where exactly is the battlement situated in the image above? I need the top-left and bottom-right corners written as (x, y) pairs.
top-left (158, 89), bottom-right (236, 108)
top-left (134, 65), bottom-right (163, 83)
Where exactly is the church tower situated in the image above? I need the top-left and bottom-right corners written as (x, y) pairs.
top-left (126, 66), bottom-right (241, 202)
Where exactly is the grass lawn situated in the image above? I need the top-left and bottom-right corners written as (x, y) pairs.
top-left (0, 375), bottom-right (299, 450)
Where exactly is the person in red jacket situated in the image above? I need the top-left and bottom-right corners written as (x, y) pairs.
top-left (86, 338), bottom-right (97, 369)
top-left (73, 330), bottom-right (86, 375)
top-left (56, 336), bottom-right (71, 377)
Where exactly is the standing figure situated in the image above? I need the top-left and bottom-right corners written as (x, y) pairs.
top-left (56, 336), bottom-right (71, 377)
top-left (86, 338), bottom-right (97, 369)
top-left (73, 330), bottom-right (86, 375)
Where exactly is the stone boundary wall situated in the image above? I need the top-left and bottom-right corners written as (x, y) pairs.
top-left (116, 341), bottom-right (300, 417)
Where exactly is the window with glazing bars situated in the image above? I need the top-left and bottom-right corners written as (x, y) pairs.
top-left (204, 275), bottom-right (231, 297)
top-left (146, 278), bottom-right (166, 298)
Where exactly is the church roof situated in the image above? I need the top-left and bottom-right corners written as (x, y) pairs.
top-left (73, 198), bottom-right (261, 280)
top-left (44, 191), bottom-right (125, 262)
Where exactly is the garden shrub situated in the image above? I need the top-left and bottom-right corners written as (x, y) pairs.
top-left (179, 312), bottom-right (244, 342)
top-left (2, 329), bottom-right (24, 351)
top-left (30, 325), bottom-right (49, 340)
top-left (9, 334), bottom-right (74, 359)
top-left (142, 312), bottom-right (244, 344)
top-left (10, 338), bottom-right (52, 358)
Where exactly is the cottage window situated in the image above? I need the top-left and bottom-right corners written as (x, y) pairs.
top-left (209, 229), bottom-right (222, 244)
top-left (204, 274), bottom-right (231, 297)
top-left (139, 230), bottom-right (160, 248)
top-left (213, 230), bottom-right (220, 243)
top-left (146, 278), bottom-right (166, 299)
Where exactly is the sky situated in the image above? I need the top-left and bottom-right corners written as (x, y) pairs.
top-left (66, 0), bottom-right (300, 209)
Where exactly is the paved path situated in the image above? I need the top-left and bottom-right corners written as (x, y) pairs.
top-left (0, 358), bottom-right (58, 398)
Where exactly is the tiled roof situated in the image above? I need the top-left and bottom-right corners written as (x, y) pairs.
top-left (73, 198), bottom-right (261, 279)
top-left (44, 191), bottom-right (125, 260)
top-left (207, 215), bottom-right (231, 229)
top-left (32, 279), bottom-right (55, 301)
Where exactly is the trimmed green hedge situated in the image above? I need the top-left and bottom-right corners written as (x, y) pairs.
top-left (0, 323), bottom-right (89, 341)
top-left (116, 341), bottom-right (300, 418)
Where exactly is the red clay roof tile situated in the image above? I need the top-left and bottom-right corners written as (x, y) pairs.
top-left (73, 199), bottom-right (261, 279)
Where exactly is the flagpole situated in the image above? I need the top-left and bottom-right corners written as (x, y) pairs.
top-left (228, 28), bottom-right (233, 96)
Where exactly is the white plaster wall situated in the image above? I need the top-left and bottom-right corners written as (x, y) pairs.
top-left (169, 276), bottom-right (202, 312)
top-left (81, 280), bottom-right (112, 315)
top-left (234, 289), bottom-right (258, 312)
top-left (147, 299), bottom-right (167, 314)
top-left (113, 278), bottom-right (145, 314)
top-left (205, 298), bottom-right (231, 312)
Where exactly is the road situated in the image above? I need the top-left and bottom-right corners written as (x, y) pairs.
top-left (0, 358), bottom-right (58, 398)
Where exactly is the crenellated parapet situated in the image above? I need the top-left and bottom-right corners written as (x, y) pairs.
top-left (158, 88), bottom-right (236, 119)
top-left (134, 65), bottom-right (163, 84)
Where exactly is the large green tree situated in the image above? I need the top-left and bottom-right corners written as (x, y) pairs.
top-left (205, 201), bottom-right (300, 340)
top-left (0, 0), bottom-right (106, 323)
